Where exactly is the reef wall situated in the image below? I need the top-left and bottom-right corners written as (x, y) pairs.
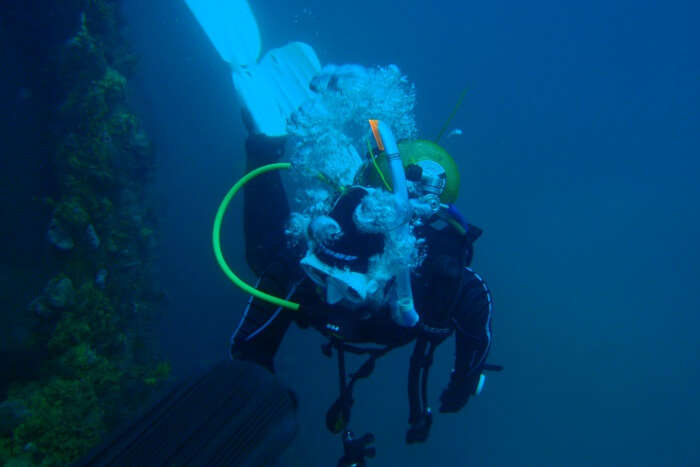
top-left (0, 1), bottom-right (169, 465)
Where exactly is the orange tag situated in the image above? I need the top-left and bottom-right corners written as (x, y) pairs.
top-left (369, 120), bottom-right (384, 151)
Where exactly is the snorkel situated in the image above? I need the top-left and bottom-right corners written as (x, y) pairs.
top-left (369, 120), bottom-right (419, 327)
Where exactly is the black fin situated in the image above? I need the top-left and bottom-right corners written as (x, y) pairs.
top-left (76, 360), bottom-right (298, 467)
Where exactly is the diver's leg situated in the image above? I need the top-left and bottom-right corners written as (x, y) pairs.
top-left (230, 310), bottom-right (293, 373)
top-left (243, 133), bottom-right (291, 276)
top-left (229, 300), bottom-right (294, 374)
top-left (237, 132), bottom-right (305, 372)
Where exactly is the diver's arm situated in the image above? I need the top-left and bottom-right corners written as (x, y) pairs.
top-left (440, 267), bottom-right (493, 413)
top-left (230, 260), bottom-right (300, 373)
top-left (244, 133), bottom-right (291, 276)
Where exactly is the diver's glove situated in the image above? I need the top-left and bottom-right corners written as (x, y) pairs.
top-left (439, 369), bottom-right (481, 413)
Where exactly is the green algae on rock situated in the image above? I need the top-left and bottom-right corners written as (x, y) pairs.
top-left (1, 1), bottom-right (168, 465)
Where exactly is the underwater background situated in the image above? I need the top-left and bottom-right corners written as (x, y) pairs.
top-left (2, 0), bottom-right (698, 466)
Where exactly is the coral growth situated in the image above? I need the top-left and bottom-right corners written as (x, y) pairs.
top-left (1, 1), bottom-right (168, 465)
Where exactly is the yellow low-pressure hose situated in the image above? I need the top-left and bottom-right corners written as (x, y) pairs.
top-left (212, 162), bottom-right (301, 311)
top-left (435, 87), bottom-right (468, 143)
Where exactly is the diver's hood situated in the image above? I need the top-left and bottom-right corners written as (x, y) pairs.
top-left (311, 187), bottom-right (385, 274)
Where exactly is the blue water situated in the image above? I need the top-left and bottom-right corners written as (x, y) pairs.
top-left (123, 1), bottom-right (700, 465)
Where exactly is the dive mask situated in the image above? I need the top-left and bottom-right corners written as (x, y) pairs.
top-left (300, 252), bottom-right (370, 305)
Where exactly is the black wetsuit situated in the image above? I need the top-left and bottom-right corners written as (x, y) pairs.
top-left (231, 134), bottom-right (494, 416)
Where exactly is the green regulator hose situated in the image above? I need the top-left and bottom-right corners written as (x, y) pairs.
top-left (212, 162), bottom-right (301, 311)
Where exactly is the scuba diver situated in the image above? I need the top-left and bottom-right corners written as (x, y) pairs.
top-left (180, 1), bottom-right (501, 464)
top-left (220, 117), bottom-right (497, 466)
top-left (75, 3), bottom-right (499, 466)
